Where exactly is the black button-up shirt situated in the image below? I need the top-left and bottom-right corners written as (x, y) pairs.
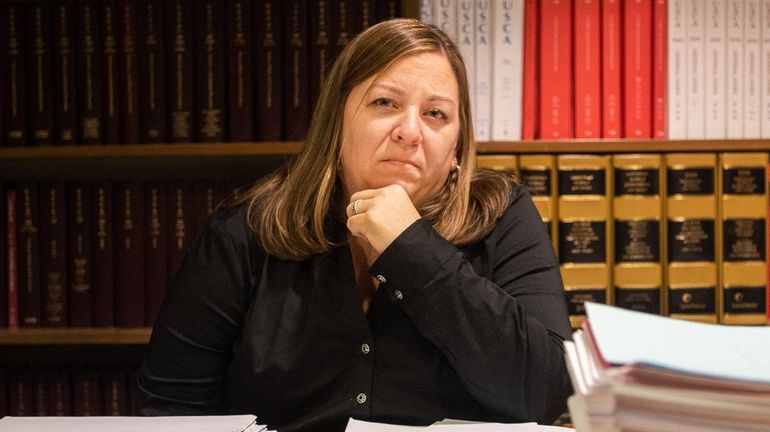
top-left (139, 186), bottom-right (572, 431)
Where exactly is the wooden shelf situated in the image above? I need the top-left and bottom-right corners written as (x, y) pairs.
top-left (477, 139), bottom-right (770, 153)
top-left (0, 328), bottom-right (151, 345)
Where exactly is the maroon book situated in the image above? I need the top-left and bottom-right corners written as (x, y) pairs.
top-left (167, 182), bottom-right (195, 279)
top-left (165, 0), bottom-right (195, 143)
top-left (76, 1), bottom-right (104, 144)
top-left (354, 0), bottom-right (375, 33)
top-left (8, 371), bottom-right (32, 416)
top-left (255, 0), bottom-right (283, 141)
top-left (48, 370), bottom-right (73, 415)
top-left (0, 3), bottom-right (27, 146)
top-left (91, 181), bottom-right (115, 327)
top-left (0, 185), bottom-right (7, 328)
top-left (28, 2), bottom-right (54, 145)
top-left (136, 0), bottom-right (166, 143)
top-left (73, 371), bottom-right (102, 416)
top-left (227, 0), bottom-right (255, 141)
top-left (17, 181), bottom-right (42, 327)
top-left (102, 0), bottom-right (121, 144)
top-left (144, 182), bottom-right (168, 326)
top-left (114, 181), bottom-right (145, 327)
top-left (6, 187), bottom-right (19, 329)
top-left (67, 182), bottom-right (93, 327)
top-left (102, 371), bottom-right (128, 415)
top-left (40, 181), bottom-right (69, 327)
top-left (333, 0), bottom-right (354, 58)
top-left (283, 0), bottom-right (309, 140)
top-left (192, 180), bottom-right (222, 237)
top-left (53, 0), bottom-right (78, 146)
top-left (310, 0), bottom-right (333, 107)
top-left (118, 0), bottom-right (140, 144)
top-left (194, 0), bottom-right (226, 142)
top-left (33, 371), bottom-right (49, 416)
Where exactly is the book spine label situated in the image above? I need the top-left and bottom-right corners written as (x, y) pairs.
top-left (92, 182), bottom-right (114, 327)
top-left (138, 0), bottom-right (166, 143)
top-left (474, 0), bottom-right (492, 141)
top-left (624, 0), bottom-right (653, 138)
top-left (653, 0), bottom-right (667, 138)
top-left (102, 1), bottom-right (121, 144)
top-left (165, 0), bottom-right (194, 142)
top-left (744, 0), bottom-right (761, 137)
top-left (491, 0), bottom-right (523, 141)
top-left (53, 1), bottom-right (77, 146)
top-left (521, 0), bottom-right (537, 139)
top-left (29, 3), bottom-right (54, 145)
top-left (115, 182), bottom-right (145, 327)
top-left (145, 182), bottom-right (168, 326)
top-left (256, 0), bottom-right (283, 141)
top-left (76, 1), bottom-right (103, 144)
top-left (666, 153), bottom-right (718, 323)
top-left (719, 153), bottom-right (768, 324)
top-left (539, 0), bottom-right (572, 139)
top-left (603, 0), bottom-right (622, 138)
top-left (612, 155), bottom-right (664, 315)
top-left (519, 155), bottom-right (557, 243)
top-left (227, 0), bottom-right (255, 141)
top-left (68, 183), bottom-right (92, 326)
top-left (574, 0), bottom-right (601, 138)
top-left (7, 188), bottom-right (18, 329)
top-left (557, 155), bottom-right (612, 327)
top-left (705, 0), bottom-right (727, 139)
top-left (119, 0), bottom-right (140, 144)
top-left (18, 182), bottom-right (41, 327)
top-left (2, 4), bottom-right (27, 146)
top-left (727, 0), bottom-right (744, 138)
top-left (668, 0), bottom-right (688, 139)
top-left (686, 0), bottom-right (706, 139)
top-left (40, 182), bottom-right (68, 327)
top-left (283, 0), bottom-right (309, 141)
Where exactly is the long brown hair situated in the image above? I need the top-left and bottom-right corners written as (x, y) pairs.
top-left (237, 18), bottom-right (514, 260)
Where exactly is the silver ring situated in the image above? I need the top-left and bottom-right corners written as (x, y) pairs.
top-left (352, 199), bottom-right (361, 216)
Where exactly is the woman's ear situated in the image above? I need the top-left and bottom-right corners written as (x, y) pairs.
top-left (451, 158), bottom-right (459, 171)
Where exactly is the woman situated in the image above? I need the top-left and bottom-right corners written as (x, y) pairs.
top-left (139, 18), bottom-right (571, 431)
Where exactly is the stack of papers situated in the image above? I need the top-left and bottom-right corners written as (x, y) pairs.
top-left (564, 302), bottom-right (770, 432)
top-left (345, 419), bottom-right (573, 431)
top-left (0, 415), bottom-right (272, 432)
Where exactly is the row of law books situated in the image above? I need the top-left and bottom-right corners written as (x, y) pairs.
top-left (477, 152), bottom-right (769, 328)
top-left (0, 179), bottom-right (250, 329)
top-left (565, 302), bottom-right (770, 431)
top-left (0, 368), bottom-right (140, 417)
top-left (0, 0), bottom-right (401, 147)
top-left (422, 0), bottom-right (770, 140)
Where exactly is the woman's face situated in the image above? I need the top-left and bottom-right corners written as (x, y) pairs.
top-left (339, 51), bottom-right (460, 208)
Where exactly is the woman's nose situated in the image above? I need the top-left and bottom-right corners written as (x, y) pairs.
top-left (391, 109), bottom-right (422, 146)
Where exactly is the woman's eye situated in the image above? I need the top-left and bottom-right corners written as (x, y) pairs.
top-left (373, 98), bottom-right (395, 108)
top-left (426, 109), bottom-right (448, 120)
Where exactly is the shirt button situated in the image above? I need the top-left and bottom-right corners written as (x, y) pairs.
top-left (361, 343), bottom-right (370, 355)
top-left (393, 290), bottom-right (403, 300)
top-left (376, 275), bottom-right (386, 284)
top-left (356, 392), bottom-right (367, 404)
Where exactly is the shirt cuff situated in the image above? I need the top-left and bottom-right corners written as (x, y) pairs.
top-left (369, 218), bottom-right (459, 297)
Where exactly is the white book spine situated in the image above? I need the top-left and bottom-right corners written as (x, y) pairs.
top-left (744, 0), bottom-right (762, 138)
top-left (491, 0), bottom-right (524, 140)
top-left (420, 0), bottom-right (434, 23)
top-left (762, 0), bottom-right (770, 137)
top-left (458, 0), bottom-right (476, 117)
top-left (705, 0), bottom-right (727, 138)
top-left (436, 0), bottom-right (459, 42)
top-left (475, 0), bottom-right (492, 141)
top-left (668, 0), bottom-right (689, 139)
top-left (727, 0), bottom-right (745, 138)
top-left (687, 0), bottom-right (706, 139)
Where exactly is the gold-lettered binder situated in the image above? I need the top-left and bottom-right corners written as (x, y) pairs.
top-left (719, 153), bottom-right (768, 325)
top-left (519, 155), bottom-right (557, 245)
top-left (475, 154), bottom-right (518, 176)
top-left (666, 153), bottom-right (718, 323)
top-left (612, 154), bottom-right (665, 316)
top-left (557, 155), bottom-right (612, 328)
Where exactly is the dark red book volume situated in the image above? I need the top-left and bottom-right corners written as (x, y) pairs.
top-left (311, 0), bottom-right (333, 107)
top-left (102, 0), bottom-right (121, 144)
top-left (333, 0), bottom-right (353, 61)
top-left (67, 182), bottom-right (93, 327)
top-left (102, 371), bottom-right (128, 415)
top-left (167, 182), bottom-right (195, 280)
top-left (28, 2), bottom-right (54, 145)
top-left (115, 181), bottom-right (145, 327)
top-left (137, 0), bottom-right (166, 143)
top-left (92, 181), bottom-right (115, 327)
top-left (48, 370), bottom-right (73, 415)
top-left (40, 181), bottom-right (69, 327)
top-left (53, 0), bottom-right (78, 146)
top-left (227, 0), bottom-right (255, 141)
top-left (354, 0), bottom-right (375, 33)
top-left (255, 0), bottom-right (283, 141)
top-left (33, 371), bottom-right (49, 415)
top-left (1, 3), bottom-right (27, 146)
top-left (73, 372), bottom-right (102, 416)
top-left (144, 182), bottom-right (168, 326)
top-left (6, 187), bottom-right (19, 329)
top-left (76, 1), bottom-right (104, 144)
top-left (283, 0), bottom-right (310, 140)
top-left (165, 0), bottom-right (195, 143)
top-left (0, 185), bottom-right (7, 328)
top-left (17, 181), bottom-right (41, 327)
top-left (8, 371), bottom-right (33, 416)
top-left (118, 0), bottom-right (140, 144)
top-left (194, 0), bottom-right (227, 142)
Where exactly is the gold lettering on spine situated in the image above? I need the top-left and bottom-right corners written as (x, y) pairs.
top-left (291, 2), bottom-right (301, 108)
top-left (235, 2), bottom-right (245, 108)
top-left (146, 3), bottom-right (159, 137)
top-left (58, 5), bottom-right (73, 141)
top-left (123, 188), bottom-right (133, 250)
top-left (47, 187), bottom-right (63, 323)
top-left (172, 3), bottom-right (190, 137)
top-left (123, 3), bottom-right (136, 116)
top-left (175, 188), bottom-right (186, 250)
top-left (150, 189), bottom-right (161, 249)
top-left (317, 1), bottom-right (328, 85)
top-left (7, 5), bottom-right (22, 139)
top-left (73, 187), bottom-right (89, 294)
top-left (34, 7), bottom-right (45, 113)
top-left (105, 5), bottom-right (117, 118)
top-left (264, 2), bottom-right (275, 108)
top-left (82, 4), bottom-right (100, 139)
top-left (97, 188), bottom-right (107, 250)
top-left (202, 2), bottom-right (222, 138)
top-left (22, 188), bottom-right (37, 323)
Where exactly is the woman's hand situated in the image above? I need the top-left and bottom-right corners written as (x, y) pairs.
top-left (346, 184), bottom-right (421, 263)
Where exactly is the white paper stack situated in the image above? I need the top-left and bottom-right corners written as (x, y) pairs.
top-left (564, 302), bottom-right (770, 432)
top-left (0, 415), bottom-right (271, 432)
